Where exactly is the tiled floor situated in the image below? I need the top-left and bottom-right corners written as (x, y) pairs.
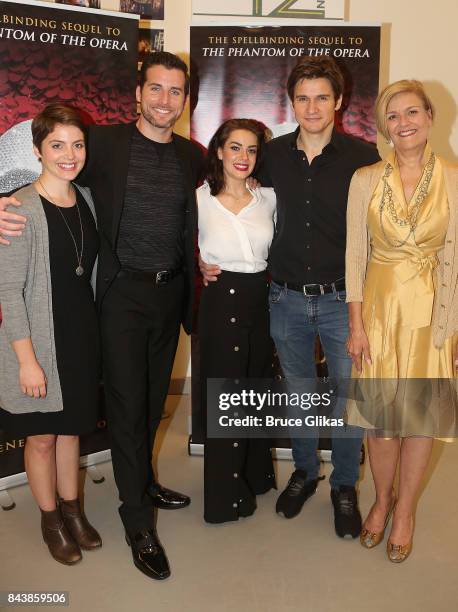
top-left (1, 394), bottom-right (457, 612)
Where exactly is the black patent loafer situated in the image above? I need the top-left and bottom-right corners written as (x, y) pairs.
top-left (126, 529), bottom-right (170, 580)
top-left (148, 483), bottom-right (191, 510)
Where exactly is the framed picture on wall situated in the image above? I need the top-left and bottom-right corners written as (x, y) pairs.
top-left (138, 26), bottom-right (164, 63)
top-left (55, 0), bottom-right (102, 8)
top-left (120, 0), bottom-right (164, 20)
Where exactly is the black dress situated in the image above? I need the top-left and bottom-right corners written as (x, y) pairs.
top-left (0, 191), bottom-right (100, 436)
top-left (199, 270), bottom-right (276, 524)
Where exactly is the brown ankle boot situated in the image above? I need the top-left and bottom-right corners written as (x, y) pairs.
top-left (60, 499), bottom-right (102, 550)
top-left (41, 508), bottom-right (82, 565)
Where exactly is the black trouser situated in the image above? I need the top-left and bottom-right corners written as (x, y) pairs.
top-left (100, 273), bottom-right (183, 535)
top-left (199, 271), bottom-right (276, 523)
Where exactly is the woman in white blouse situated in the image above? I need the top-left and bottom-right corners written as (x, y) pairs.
top-left (197, 118), bottom-right (277, 524)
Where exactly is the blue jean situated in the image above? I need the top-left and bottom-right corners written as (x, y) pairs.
top-left (269, 282), bottom-right (362, 488)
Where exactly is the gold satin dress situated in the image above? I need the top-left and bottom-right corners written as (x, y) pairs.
top-left (346, 147), bottom-right (457, 438)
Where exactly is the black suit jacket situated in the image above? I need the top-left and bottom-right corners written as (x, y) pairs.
top-left (79, 122), bottom-right (204, 334)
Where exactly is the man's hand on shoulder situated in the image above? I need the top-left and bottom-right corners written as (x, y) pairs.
top-left (0, 196), bottom-right (26, 245)
top-left (199, 254), bottom-right (221, 286)
top-left (246, 176), bottom-right (260, 190)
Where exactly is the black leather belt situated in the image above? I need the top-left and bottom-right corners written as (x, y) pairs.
top-left (272, 277), bottom-right (345, 296)
top-left (118, 268), bottom-right (182, 285)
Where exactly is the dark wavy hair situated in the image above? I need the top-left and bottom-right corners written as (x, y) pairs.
top-left (287, 56), bottom-right (344, 102)
top-left (139, 51), bottom-right (190, 96)
top-left (205, 118), bottom-right (267, 196)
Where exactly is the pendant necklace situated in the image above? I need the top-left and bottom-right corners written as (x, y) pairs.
top-left (379, 152), bottom-right (435, 248)
top-left (37, 179), bottom-right (84, 276)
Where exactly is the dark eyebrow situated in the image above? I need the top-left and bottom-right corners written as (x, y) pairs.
top-left (148, 81), bottom-right (183, 92)
top-left (296, 93), bottom-right (331, 96)
top-left (49, 139), bottom-right (84, 144)
top-left (228, 141), bottom-right (257, 147)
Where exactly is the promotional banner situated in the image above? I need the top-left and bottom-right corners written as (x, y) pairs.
top-left (190, 22), bottom-right (381, 447)
top-left (0, 0), bottom-right (138, 191)
top-left (0, 0), bottom-right (139, 492)
top-left (191, 23), bottom-right (380, 147)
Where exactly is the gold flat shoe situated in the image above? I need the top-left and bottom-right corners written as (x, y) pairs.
top-left (360, 496), bottom-right (396, 549)
top-left (386, 538), bottom-right (413, 563)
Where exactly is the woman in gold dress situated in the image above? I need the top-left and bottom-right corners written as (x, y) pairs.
top-left (345, 80), bottom-right (458, 562)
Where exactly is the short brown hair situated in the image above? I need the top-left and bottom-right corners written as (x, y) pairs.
top-left (32, 104), bottom-right (86, 152)
top-left (375, 80), bottom-right (435, 141)
top-left (139, 51), bottom-right (190, 96)
top-left (205, 119), bottom-right (267, 196)
top-left (287, 56), bottom-right (344, 102)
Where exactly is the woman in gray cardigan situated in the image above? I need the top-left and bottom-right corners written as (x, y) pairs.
top-left (0, 105), bottom-right (102, 564)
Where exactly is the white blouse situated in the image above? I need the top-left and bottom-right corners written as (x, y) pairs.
top-left (197, 182), bottom-right (276, 273)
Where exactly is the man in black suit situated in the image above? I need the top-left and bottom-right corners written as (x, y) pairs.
top-left (0, 52), bottom-right (204, 580)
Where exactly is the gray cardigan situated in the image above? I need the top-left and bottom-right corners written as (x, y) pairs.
top-left (0, 184), bottom-right (97, 414)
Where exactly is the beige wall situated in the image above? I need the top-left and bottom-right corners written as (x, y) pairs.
top-left (350, 0), bottom-right (458, 161)
top-left (166, 0), bottom-right (458, 161)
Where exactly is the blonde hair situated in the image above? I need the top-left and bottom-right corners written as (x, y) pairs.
top-left (375, 80), bottom-right (434, 141)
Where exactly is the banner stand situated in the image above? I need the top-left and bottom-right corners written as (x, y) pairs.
top-left (188, 438), bottom-right (332, 463)
top-left (189, 22), bottom-right (380, 466)
top-left (0, 450), bottom-right (111, 511)
top-left (0, 490), bottom-right (15, 511)
top-left (0, 1), bottom-right (139, 500)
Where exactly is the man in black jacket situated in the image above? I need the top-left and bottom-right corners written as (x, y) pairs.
top-left (79, 52), bottom-right (204, 580)
top-left (0, 52), bottom-right (204, 580)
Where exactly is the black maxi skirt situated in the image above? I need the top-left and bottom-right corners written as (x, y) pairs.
top-left (199, 270), bottom-right (276, 524)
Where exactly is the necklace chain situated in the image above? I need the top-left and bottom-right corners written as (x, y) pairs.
top-left (37, 179), bottom-right (84, 276)
top-left (379, 152), bottom-right (435, 248)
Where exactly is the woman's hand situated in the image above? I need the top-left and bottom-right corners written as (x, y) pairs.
top-left (19, 361), bottom-right (47, 398)
top-left (11, 339), bottom-right (47, 397)
top-left (347, 302), bottom-right (372, 373)
top-left (346, 330), bottom-right (372, 374)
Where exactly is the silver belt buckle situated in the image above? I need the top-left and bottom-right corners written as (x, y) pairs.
top-left (155, 270), bottom-right (169, 284)
top-left (302, 283), bottom-right (325, 296)
top-left (302, 284), bottom-right (314, 296)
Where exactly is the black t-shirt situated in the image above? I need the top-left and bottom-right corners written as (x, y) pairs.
top-left (116, 128), bottom-right (187, 272)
